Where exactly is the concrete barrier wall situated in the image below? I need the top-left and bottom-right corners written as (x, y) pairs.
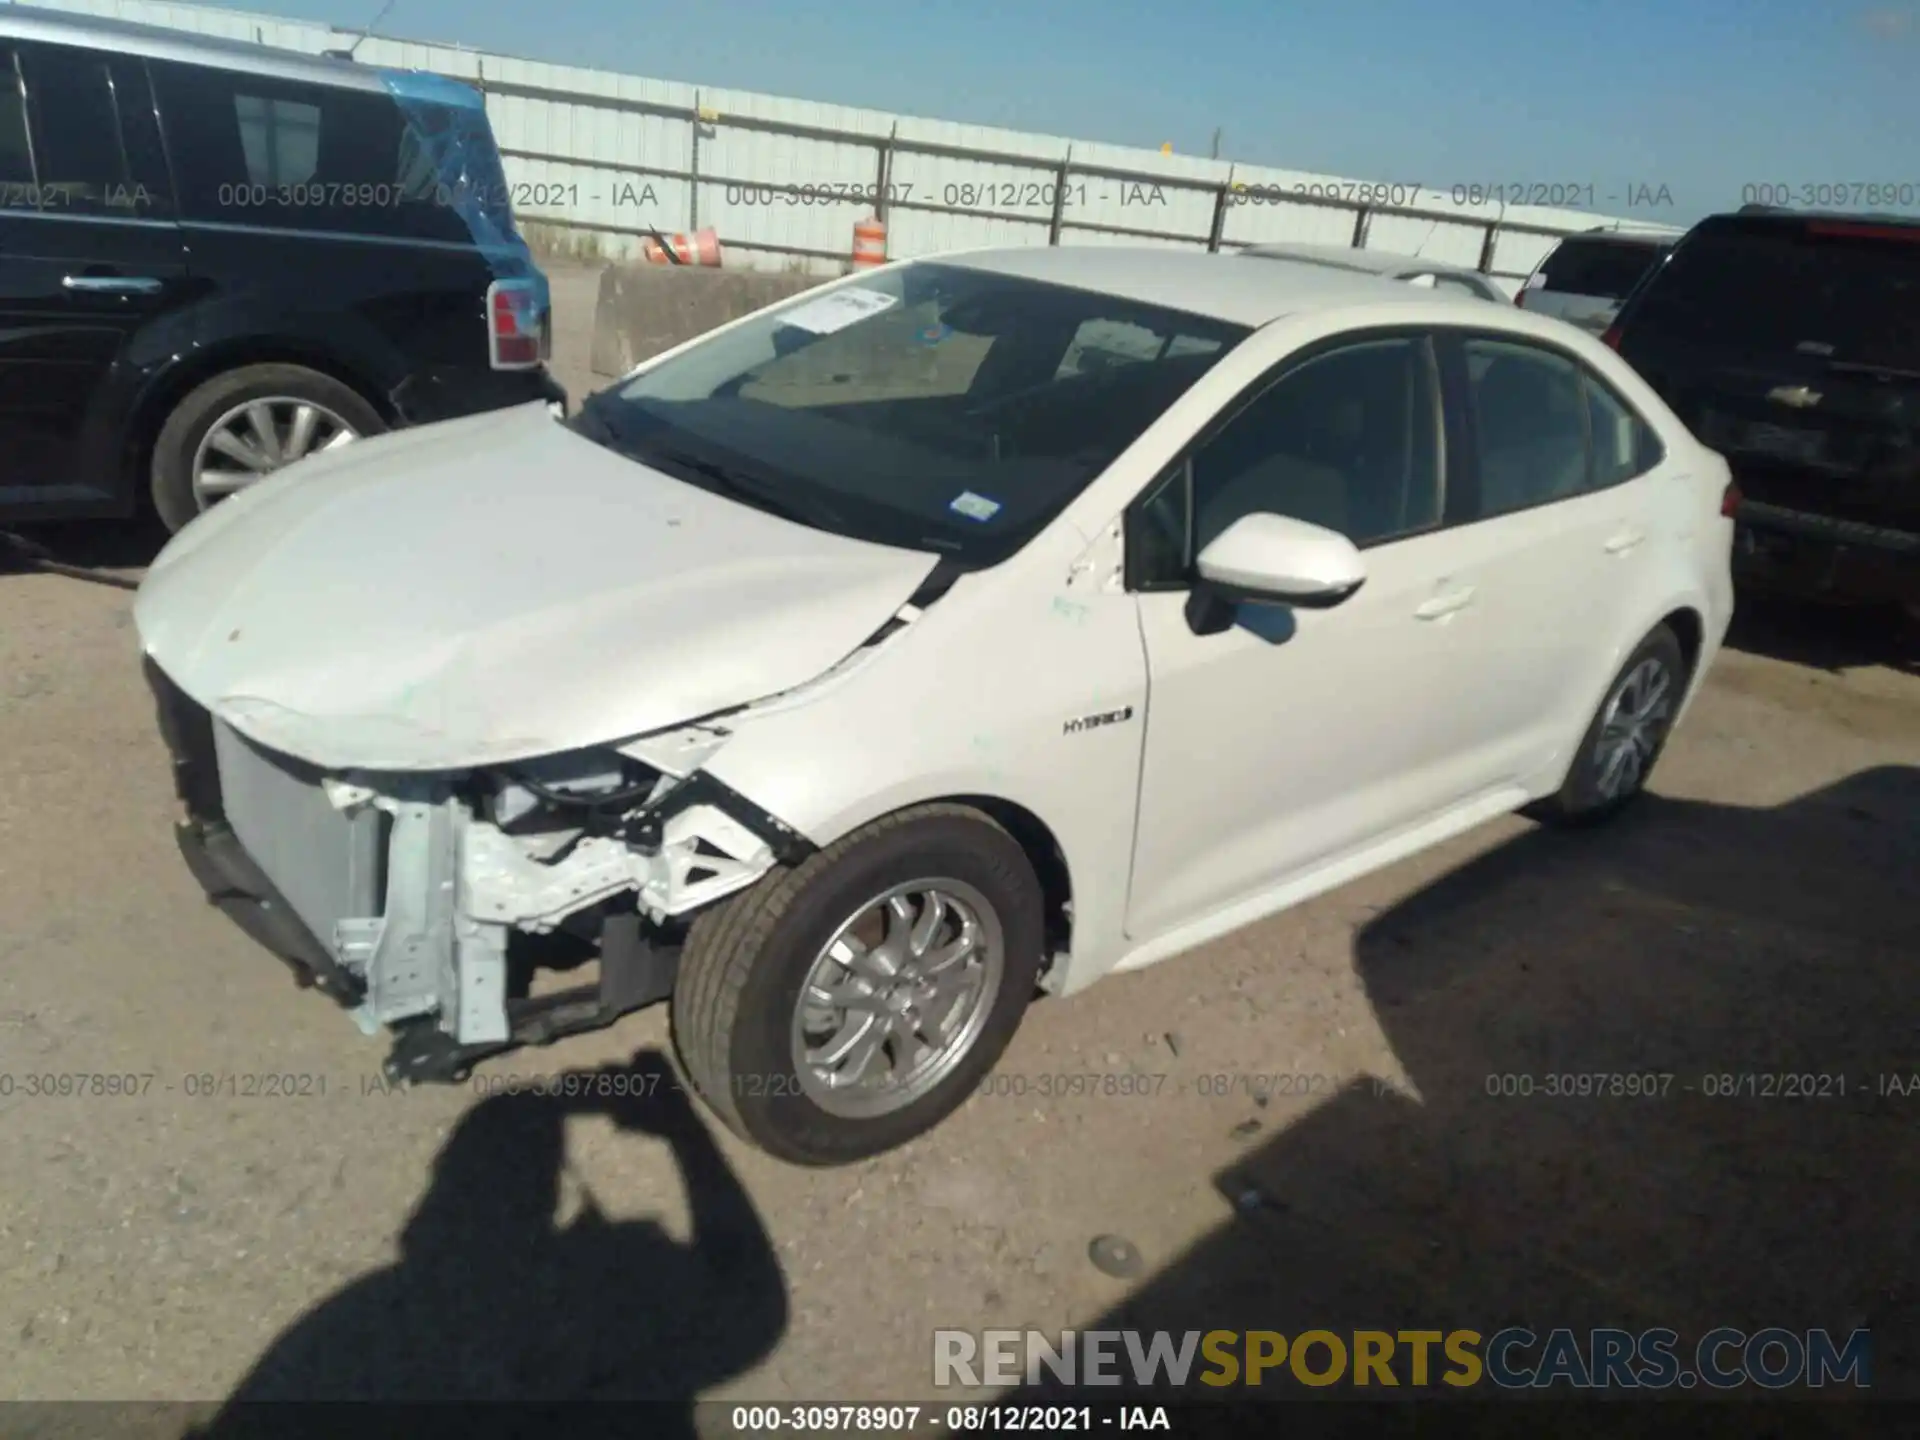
top-left (588, 265), bottom-right (825, 378)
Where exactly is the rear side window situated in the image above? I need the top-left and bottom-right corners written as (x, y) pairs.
top-left (150, 59), bottom-right (470, 243)
top-left (3, 43), bottom-right (170, 216)
top-left (1537, 238), bottom-right (1665, 300)
top-left (1584, 376), bottom-right (1663, 487)
top-left (1462, 338), bottom-right (1662, 516)
top-left (1465, 340), bottom-right (1590, 515)
top-left (1625, 220), bottom-right (1920, 369)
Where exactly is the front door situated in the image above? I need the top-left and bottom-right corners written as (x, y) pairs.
top-left (1123, 332), bottom-right (1489, 940)
top-left (0, 41), bottom-right (189, 511)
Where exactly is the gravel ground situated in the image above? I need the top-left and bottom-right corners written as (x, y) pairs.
top-left (1, 268), bottom-right (1915, 1427)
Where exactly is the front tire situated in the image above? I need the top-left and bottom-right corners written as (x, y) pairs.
top-left (671, 804), bottom-right (1044, 1166)
top-left (150, 363), bottom-right (384, 533)
top-left (1531, 624), bottom-right (1687, 827)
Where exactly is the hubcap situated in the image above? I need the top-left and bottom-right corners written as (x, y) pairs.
top-left (791, 879), bottom-right (1004, 1119)
top-left (1592, 656), bottom-right (1674, 800)
top-left (191, 397), bottom-right (361, 510)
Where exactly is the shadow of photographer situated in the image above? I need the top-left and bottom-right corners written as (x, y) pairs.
top-left (188, 1046), bottom-right (788, 1439)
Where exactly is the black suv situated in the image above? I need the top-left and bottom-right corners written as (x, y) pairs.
top-left (1606, 209), bottom-right (1919, 618)
top-left (1, 6), bottom-right (562, 533)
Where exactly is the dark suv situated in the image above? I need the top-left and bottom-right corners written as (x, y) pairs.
top-left (1607, 209), bottom-right (1920, 618)
top-left (1, 6), bottom-right (562, 533)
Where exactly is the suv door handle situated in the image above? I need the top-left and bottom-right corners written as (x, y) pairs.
top-left (62, 275), bottom-right (163, 295)
top-left (1414, 585), bottom-right (1476, 620)
top-left (1604, 527), bottom-right (1646, 555)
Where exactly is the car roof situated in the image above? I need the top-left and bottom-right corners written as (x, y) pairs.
top-left (1701, 208), bottom-right (1920, 233)
top-left (1235, 241), bottom-right (1481, 280)
top-left (0, 2), bottom-right (390, 92)
top-left (932, 246), bottom-right (1484, 327)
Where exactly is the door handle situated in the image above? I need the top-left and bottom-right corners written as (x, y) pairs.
top-left (62, 275), bottom-right (163, 295)
top-left (1604, 527), bottom-right (1646, 555)
top-left (1414, 585), bottom-right (1476, 620)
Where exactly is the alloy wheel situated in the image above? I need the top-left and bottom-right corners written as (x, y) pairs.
top-left (1592, 655), bottom-right (1675, 800)
top-left (791, 879), bottom-right (1005, 1118)
top-left (190, 396), bottom-right (361, 510)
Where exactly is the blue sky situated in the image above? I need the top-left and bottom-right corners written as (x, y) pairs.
top-left (240, 0), bottom-right (1916, 222)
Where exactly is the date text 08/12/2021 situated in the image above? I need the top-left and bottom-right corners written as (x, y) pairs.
top-left (2, 1069), bottom-right (1917, 1102)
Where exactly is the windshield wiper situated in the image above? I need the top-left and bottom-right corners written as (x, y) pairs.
top-left (569, 392), bottom-right (627, 447)
top-left (647, 447), bottom-right (845, 531)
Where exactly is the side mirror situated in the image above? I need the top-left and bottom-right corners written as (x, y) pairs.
top-left (1195, 512), bottom-right (1366, 608)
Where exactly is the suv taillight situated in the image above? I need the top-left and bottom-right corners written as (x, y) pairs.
top-left (1721, 480), bottom-right (1742, 518)
top-left (1600, 324), bottom-right (1622, 350)
top-left (487, 279), bottom-right (547, 370)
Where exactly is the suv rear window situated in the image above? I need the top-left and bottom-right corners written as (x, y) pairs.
top-left (1536, 237), bottom-right (1665, 299)
top-left (1626, 219), bottom-right (1920, 368)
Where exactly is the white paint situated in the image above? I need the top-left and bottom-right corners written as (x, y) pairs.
top-left (133, 403), bottom-right (938, 770)
top-left (136, 245), bottom-right (1735, 1035)
top-left (1193, 513), bottom-right (1365, 599)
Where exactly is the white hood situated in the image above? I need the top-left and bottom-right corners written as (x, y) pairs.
top-left (134, 403), bottom-right (940, 770)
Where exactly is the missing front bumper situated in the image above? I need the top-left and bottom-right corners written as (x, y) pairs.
top-left (177, 810), bottom-right (684, 1082)
top-left (148, 660), bottom-right (792, 1080)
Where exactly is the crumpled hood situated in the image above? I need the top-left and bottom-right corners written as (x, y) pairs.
top-left (134, 403), bottom-right (939, 770)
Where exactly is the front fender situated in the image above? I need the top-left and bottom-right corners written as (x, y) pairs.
top-left (698, 567), bottom-right (1150, 990)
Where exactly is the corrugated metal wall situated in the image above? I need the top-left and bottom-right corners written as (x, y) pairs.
top-left (20, 0), bottom-right (1667, 289)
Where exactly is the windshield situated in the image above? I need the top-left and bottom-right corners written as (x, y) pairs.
top-left (570, 262), bottom-right (1249, 564)
top-left (1627, 220), bottom-right (1920, 370)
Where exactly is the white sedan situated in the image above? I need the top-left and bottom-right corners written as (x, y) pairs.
top-left (134, 246), bottom-right (1735, 1165)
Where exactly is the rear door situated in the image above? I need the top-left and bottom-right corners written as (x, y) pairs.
top-left (1614, 216), bottom-right (1920, 538)
top-left (0, 41), bottom-right (189, 511)
top-left (1519, 236), bottom-right (1665, 334)
top-left (1431, 331), bottom-right (1669, 782)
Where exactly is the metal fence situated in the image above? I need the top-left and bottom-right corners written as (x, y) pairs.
top-left (482, 68), bottom-right (1613, 288)
top-left (30, 0), bottom-right (1679, 288)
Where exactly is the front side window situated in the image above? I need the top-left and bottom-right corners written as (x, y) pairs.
top-left (572, 262), bottom-right (1249, 566)
top-left (1129, 336), bottom-right (1444, 586)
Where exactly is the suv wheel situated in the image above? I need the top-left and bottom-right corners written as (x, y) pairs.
top-left (150, 364), bottom-right (385, 532)
top-left (1531, 624), bottom-right (1687, 827)
top-left (671, 804), bottom-right (1044, 1166)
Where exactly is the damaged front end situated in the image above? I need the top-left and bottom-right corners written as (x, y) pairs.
top-left (149, 659), bottom-right (806, 1084)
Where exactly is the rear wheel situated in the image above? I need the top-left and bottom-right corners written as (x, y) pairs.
top-left (670, 804), bottom-right (1043, 1165)
top-left (1531, 624), bottom-right (1686, 827)
top-left (150, 364), bottom-right (384, 532)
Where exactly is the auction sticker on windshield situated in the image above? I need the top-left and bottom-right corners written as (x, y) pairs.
top-left (776, 289), bottom-right (899, 334)
top-left (949, 491), bottom-right (1002, 521)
